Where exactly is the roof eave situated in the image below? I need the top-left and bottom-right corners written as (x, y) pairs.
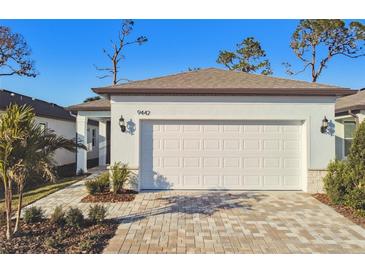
top-left (92, 87), bottom-right (356, 97)
top-left (67, 106), bottom-right (111, 112)
top-left (335, 104), bottom-right (365, 114)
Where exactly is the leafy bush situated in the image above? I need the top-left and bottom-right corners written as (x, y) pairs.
top-left (44, 237), bottom-right (59, 249)
top-left (346, 187), bottom-right (365, 211)
top-left (65, 207), bottom-right (84, 228)
top-left (111, 162), bottom-right (130, 194)
top-left (88, 204), bottom-right (107, 224)
top-left (85, 172), bottom-right (110, 195)
top-left (348, 121), bottom-right (365, 182)
top-left (23, 206), bottom-right (44, 224)
top-left (324, 160), bottom-right (354, 204)
top-left (79, 239), bottom-right (93, 252)
top-left (44, 229), bottom-right (63, 249)
top-left (325, 121), bottom-right (365, 214)
top-left (50, 206), bottom-right (66, 226)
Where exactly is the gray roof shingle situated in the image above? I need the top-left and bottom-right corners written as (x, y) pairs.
top-left (0, 89), bottom-right (75, 121)
top-left (92, 68), bottom-right (354, 96)
top-left (336, 91), bottom-right (365, 113)
top-left (67, 98), bottom-right (110, 111)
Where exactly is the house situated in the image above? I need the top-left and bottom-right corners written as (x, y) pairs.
top-left (335, 89), bottom-right (365, 160)
top-left (0, 89), bottom-right (100, 176)
top-left (68, 68), bottom-right (355, 192)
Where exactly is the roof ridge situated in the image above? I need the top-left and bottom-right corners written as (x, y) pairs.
top-left (113, 67), bottom-right (216, 88)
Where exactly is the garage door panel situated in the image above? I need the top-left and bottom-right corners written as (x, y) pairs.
top-left (183, 157), bottom-right (200, 168)
top-left (223, 158), bottom-right (240, 168)
top-left (203, 175), bottom-right (220, 187)
top-left (140, 120), bottom-right (303, 190)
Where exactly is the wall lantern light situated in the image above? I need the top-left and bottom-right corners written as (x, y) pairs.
top-left (320, 116), bottom-right (329, 133)
top-left (119, 115), bottom-right (126, 132)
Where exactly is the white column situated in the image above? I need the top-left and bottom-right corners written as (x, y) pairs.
top-left (98, 120), bottom-right (107, 166)
top-left (76, 115), bottom-right (88, 174)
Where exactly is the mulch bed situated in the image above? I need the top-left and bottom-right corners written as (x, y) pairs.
top-left (81, 190), bottom-right (137, 203)
top-left (313, 193), bottom-right (365, 229)
top-left (0, 219), bottom-right (118, 254)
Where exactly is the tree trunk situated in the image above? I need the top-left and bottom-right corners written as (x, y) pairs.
top-left (14, 184), bottom-right (24, 233)
top-left (112, 58), bottom-right (117, 85)
top-left (4, 180), bottom-right (13, 240)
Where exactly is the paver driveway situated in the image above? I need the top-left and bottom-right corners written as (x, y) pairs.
top-left (103, 191), bottom-right (365, 254)
top-left (28, 173), bottom-right (365, 254)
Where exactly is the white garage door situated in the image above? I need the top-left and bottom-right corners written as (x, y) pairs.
top-left (140, 120), bottom-right (303, 190)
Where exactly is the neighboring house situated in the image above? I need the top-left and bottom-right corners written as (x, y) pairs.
top-left (335, 89), bottom-right (365, 160)
top-left (69, 68), bottom-right (355, 192)
top-left (0, 89), bottom-right (99, 176)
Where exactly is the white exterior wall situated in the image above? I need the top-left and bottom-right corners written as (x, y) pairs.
top-left (110, 95), bottom-right (336, 191)
top-left (0, 110), bottom-right (99, 167)
top-left (35, 116), bottom-right (76, 166)
top-left (36, 117), bottom-right (99, 166)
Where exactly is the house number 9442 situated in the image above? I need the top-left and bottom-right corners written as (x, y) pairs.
top-left (137, 110), bottom-right (151, 115)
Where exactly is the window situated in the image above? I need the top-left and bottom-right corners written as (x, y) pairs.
top-left (344, 121), bottom-right (356, 157)
top-left (92, 129), bottom-right (96, 147)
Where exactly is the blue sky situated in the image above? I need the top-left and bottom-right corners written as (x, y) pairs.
top-left (0, 19), bottom-right (364, 107)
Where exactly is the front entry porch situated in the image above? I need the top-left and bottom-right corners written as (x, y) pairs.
top-left (76, 110), bottom-right (111, 174)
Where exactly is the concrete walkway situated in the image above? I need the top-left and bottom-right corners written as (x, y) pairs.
top-left (27, 169), bottom-right (365, 254)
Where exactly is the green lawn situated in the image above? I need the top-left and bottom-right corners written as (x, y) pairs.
top-left (0, 175), bottom-right (86, 213)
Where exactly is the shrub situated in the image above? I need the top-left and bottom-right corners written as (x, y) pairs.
top-left (44, 229), bottom-right (63, 249)
top-left (79, 239), bottom-right (93, 252)
top-left (325, 121), bottom-right (365, 211)
top-left (65, 207), bottom-right (84, 228)
top-left (50, 206), bottom-right (66, 226)
top-left (44, 237), bottom-right (59, 249)
top-left (348, 121), bottom-right (365, 182)
top-left (23, 206), bottom-right (44, 224)
top-left (324, 160), bottom-right (354, 204)
top-left (346, 187), bottom-right (365, 211)
top-left (111, 162), bottom-right (130, 194)
top-left (85, 172), bottom-right (110, 195)
top-left (88, 204), bottom-right (107, 224)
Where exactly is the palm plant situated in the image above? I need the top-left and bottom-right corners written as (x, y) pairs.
top-left (0, 104), bottom-right (34, 239)
top-left (0, 104), bottom-right (85, 239)
top-left (13, 121), bottom-right (86, 232)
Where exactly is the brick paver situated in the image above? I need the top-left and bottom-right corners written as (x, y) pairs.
top-left (28, 170), bottom-right (365, 254)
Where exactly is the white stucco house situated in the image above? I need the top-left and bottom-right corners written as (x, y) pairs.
top-left (0, 89), bottom-right (100, 176)
top-left (68, 68), bottom-right (355, 192)
top-left (335, 89), bottom-right (365, 160)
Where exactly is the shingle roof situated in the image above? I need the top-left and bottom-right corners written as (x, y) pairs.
top-left (0, 89), bottom-right (75, 121)
top-left (336, 91), bottom-right (365, 113)
top-left (92, 68), bottom-right (354, 96)
top-left (68, 98), bottom-right (110, 111)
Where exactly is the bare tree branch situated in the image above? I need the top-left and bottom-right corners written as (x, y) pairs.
top-left (95, 20), bottom-right (147, 85)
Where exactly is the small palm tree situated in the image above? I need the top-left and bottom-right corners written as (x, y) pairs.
top-left (13, 120), bottom-right (86, 232)
top-left (0, 104), bottom-right (34, 239)
top-left (0, 104), bottom-right (86, 239)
